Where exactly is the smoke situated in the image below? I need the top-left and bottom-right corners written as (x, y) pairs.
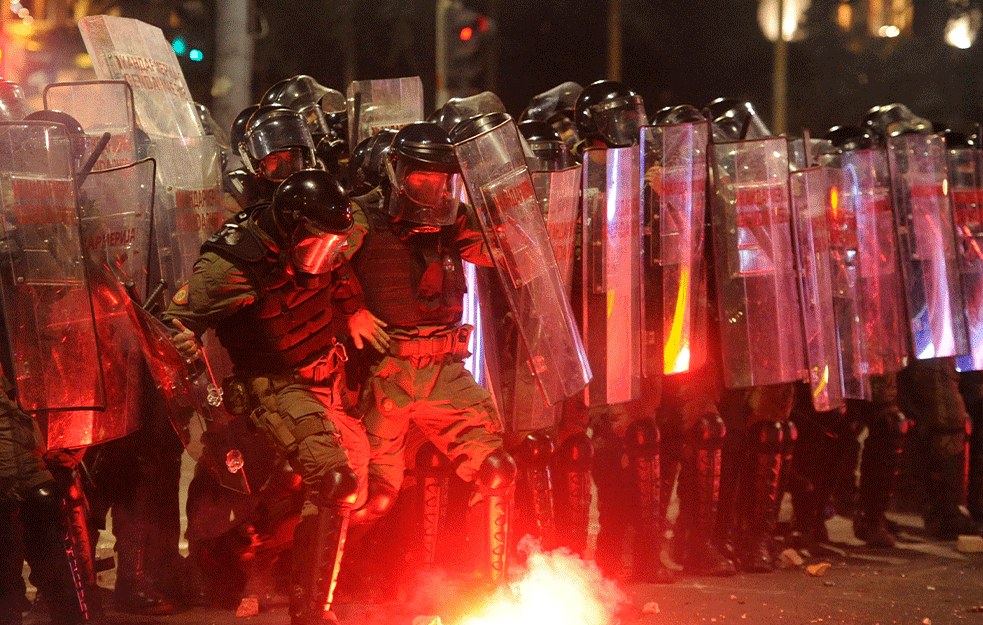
top-left (456, 535), bottom-right (629, 625)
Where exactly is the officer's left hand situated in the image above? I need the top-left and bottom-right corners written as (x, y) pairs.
top-left (348, 308), bottom-right (390, 353)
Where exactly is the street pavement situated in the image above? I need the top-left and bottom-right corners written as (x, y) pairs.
top-left (19, 454), bottom-right (983, 625)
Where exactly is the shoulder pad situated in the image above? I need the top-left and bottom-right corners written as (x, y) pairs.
top-left (201, 220), bottom-right (267, 263)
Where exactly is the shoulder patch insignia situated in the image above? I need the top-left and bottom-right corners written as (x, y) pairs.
top-left (172, 284), bottom-right (189, 306)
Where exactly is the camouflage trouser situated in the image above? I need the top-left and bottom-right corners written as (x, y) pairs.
top-left (0, 395), bottom-right (52, 503)
top-left (249, 375), bottom-right (370, 516)
top-left (360, 353), bottom-right (503, 493)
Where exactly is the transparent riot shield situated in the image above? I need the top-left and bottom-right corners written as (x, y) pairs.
top-left (790, 165), bottom-right (845, 411)
top-left (0, 122), bottom-right (106, 421)
top-left (148, 135), bottom-right (225, 292)
top-left (78, 159), bottom-right (155, 303)
top-left (79, 15), bottom-right (203, 140)
top-left (347, 77), bottom-right (424, 149)
top-left (43, 80), bottom-right (138, 171)
top-left (709, 137), bottom-right (805, 389)
top-left (825, 164), bottom-right (869, 399)
top-left (948, 146), bottom-right (983, 372)
top-left (841, 148), bottom-right (909, 376)
top-left (117, 277), bottom-right (249, 494)
top-left (887, 133), bottom-right (969, 360)
top-left (641, 121), bottom-right (710, 378)
top-left (455, 119), bottom-right (591, 407)
top-left (581, 146), bottom-right (642, 406)
top-left (507, 166), bottom-right (581, 431)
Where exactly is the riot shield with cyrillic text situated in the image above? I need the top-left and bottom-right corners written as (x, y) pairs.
top-left (841, 148), bottom-right (909, 376)
top-left (709, 137), bottom-right (805, 389)
top-left (641, 121), bottom-right (710, 378)
top-left (347, 77), bottom-right (424, 150)
top-left (507, 166), bottom-right (581, 431)
top-left (0, 122), bottom-right (106, 426)
top-left (43, 80), bottom-right (138, 171)
top-left (947, 146), bottom-right (983, 372)
top-left (581, 146), bottom-right (642, 406)
top-left (455, 119), bottom-right (591, 407)
top-left (148, 135), bottom-right (225, 292)
top-left (790, 165), bottom-right (845, 411)
top-left (78, 158), bottom-right (155, 303)
top-left (887, 133), bottom-right (969, 359)
top-left (824, 164), bottom-right (868, 399)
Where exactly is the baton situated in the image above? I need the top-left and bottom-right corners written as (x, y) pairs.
top-left (74, 132), bottom-right (112, 191)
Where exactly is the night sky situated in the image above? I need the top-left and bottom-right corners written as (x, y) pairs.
top-left (242, 0), bottom-right (983, 138)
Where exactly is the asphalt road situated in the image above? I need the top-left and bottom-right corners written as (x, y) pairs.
top-left (19, 454), bottom-right (983, 625)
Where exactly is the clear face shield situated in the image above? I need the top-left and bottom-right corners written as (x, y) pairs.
top-left (592, 94), bottom-right (647, 147)
top-left (289, 221), bottom-right (350, 274)
top-left (259, 147), bottom-right (318, 182)
top-left (246, 114), bottom-right (317, 171)
top-left (386, 159), bottom-right (463, 228)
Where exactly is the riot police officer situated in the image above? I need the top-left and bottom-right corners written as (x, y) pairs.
top-left (165, 169), bottom-right (378, 625)
top-left (347, 122), bottom-right (516, 583)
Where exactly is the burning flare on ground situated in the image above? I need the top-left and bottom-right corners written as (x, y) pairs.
top-left (457, 536), bottom-right (628, 625)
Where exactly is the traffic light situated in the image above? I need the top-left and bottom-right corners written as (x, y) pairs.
top-left (165, 0), bottom-right (211, 67)
top-left (443, 1), bottom-right (495, 99)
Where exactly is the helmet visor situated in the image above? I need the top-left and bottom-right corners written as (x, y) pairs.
top-left (246, 115), bottom-right (316, 161)
top-left (592, 95), bottom-right (647, 147)
top-left (387, 160), bottom-right (462, 226)
top-left (259, 148), bottom-right (313, 182)
top-left (290, 223), bottom-right (350, 274)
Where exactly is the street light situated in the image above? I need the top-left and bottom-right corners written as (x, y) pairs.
top-left (757, 0), bottom-right (810, 42)
top-left (945, 1), bottom-right (981, 49)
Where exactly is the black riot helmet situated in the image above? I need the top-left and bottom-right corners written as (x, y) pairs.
top-left (0, 80), bottom-right (30, 122)
top-left (447, 111), bottom-right (511, 144)
top-left (824, 125), bottom-right (877, 152)
top-left (518, 119), bottom-right (571, 171)
top-left (317, 87), bottom-right (349, 159)
top-left (230, 104), bottom-right (259, 171)
top-left (521, 81), bottom-right (582, 124)
top-left (271, 169), bottom-right (353, 274)
top-left (574, 80), bottom-right (646, 148)
top-left (652, 104), bottom-right (705, 126)
top-left (863, 103), bottom-right (931, 142)
top-left (244, 105), bottom-right (319, 182)
top-left (522, 81), bottom-right (583, 152)
top-left (943, 128), bottom-right (974, 149)
top-left (428, 91), bottom-right (507, 133)
top-left (386, 122), bottom-right (463, 228)
top-left (261, 75), bottom-right (331, 143)
top-left (703, 97), bottom-right (771, 142)
top-left (348, 129), bottom-right (397, 196)
top-left (25, 109), bottom-right (91, 171)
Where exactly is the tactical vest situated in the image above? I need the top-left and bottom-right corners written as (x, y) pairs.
top-left (353, 210), bottom-right (466, 328)
top-left (202, 219), bottom-right (340, 375)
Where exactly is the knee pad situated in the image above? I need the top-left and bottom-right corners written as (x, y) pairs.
top-left (747, 420), bottom-right (784, 454)
top-left (515, 431), bottom-right (554, 469)
top-left (781, 420), bottom-right (798, 446)
top-left (314, 467), bottom-right (358, 508)
top-left (476, 449), bottom-right (517, 493)
top-left (557, 432), bottom-right (593, 472)
top-left (625, 418), bottom-right (660, 459)
top-left (869, 406), bottom-right (912, 439)
top-left (350, 478), bottom-right (398, 525)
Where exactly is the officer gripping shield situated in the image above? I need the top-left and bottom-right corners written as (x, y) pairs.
top-left (640, 119), bottom-right (710, 377)
top-left (454, 116), bottom-right (591, 407)
top-left (709, 136), bottom-right (805, 388)
top-left (581, 144), bottom-right (642, 405)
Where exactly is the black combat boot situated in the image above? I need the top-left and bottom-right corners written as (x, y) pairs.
top-left (853, 407), bottom-right (911, 547)
top-left (676, 415), bottom-right (735, 576)
top-left (736, 421), bottom-right (784, 573)
top-left (625, 419), bottom-right (675, 584)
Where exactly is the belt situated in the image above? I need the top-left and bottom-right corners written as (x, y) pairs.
top-left (388, 325), bottom-right (472, 359)
top-left (263, 342), bottom-right (349, 387)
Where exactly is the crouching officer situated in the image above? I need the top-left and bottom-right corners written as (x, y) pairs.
top-left (165, 169), bottom-right (385, 625)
